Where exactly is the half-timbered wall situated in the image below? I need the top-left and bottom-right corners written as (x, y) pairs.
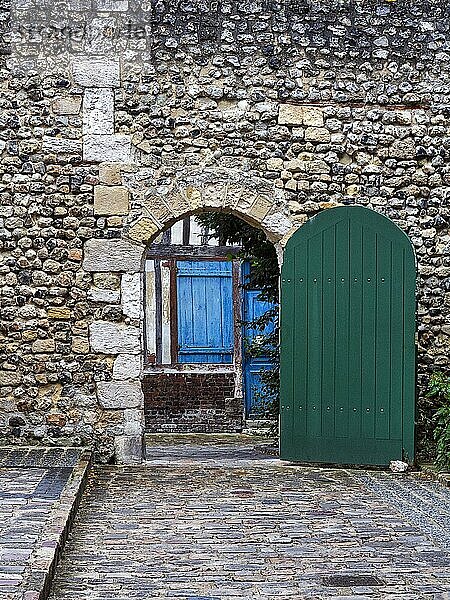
top-left (143, 216), bottom-right (244, 433)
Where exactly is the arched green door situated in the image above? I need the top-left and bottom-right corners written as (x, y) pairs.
top-left (280, 206), bottom-right (416, 466)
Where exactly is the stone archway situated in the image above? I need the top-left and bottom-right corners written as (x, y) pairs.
top-left (82, 173), bottom-right (298, 464)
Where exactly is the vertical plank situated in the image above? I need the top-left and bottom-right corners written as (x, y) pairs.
top-left (375, 238), bottom-right (392, 439)
top-left (402, 247), bottom-right (417, 461)
top-left (389, 247), bottom-right (404, 441)
top-left (306, 234), bottom-right (323, 438)
top-left (360, 227), bottom-right (376, 440)
top-left (321, 225), bottom-right (336, 437)
top-left (348, 220), bottom-right (363, 439)
top-left (220, 261), bottom-right (234, 364)
top-left (334, 218), bottom-right (350, 439)
top-left (280, 245), bottom-right (297, 456)
top-left (292, 245), bottom-right (307, 440)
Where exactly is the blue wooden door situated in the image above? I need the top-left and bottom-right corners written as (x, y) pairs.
top-left (177, 260), bottom-right (234, 364)
top-left (242, 264), bottom-right (276, 417)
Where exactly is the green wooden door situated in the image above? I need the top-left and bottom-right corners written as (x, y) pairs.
top-left (280, 206), bottom-right (416, 466)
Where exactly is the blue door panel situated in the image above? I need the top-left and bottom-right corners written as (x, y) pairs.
top-left (242, 262), bottom-right (276, 417)
top-left (177, 261), bottom-right (234, 364)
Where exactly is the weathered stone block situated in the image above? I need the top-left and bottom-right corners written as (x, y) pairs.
top-left (302, 107), bottom-right (324, 126)
top-left (389, 138), bottom-right (416, 159)
top-left (0, 371), bottom-right (21, 386)
top-left (248, 196), bottom-right (273, 222)
top-left (143, 196), bottom-right (173, 223)
top-left (97, 381), bottom-right (143, 409)
top-left (278, 104), bottom-right (304, 125)
top-left (83, 89), bottom-right (115, 135)
top-left (122, 273), bottom-right (141, 318)
top-left (32, 339), bottom-right (56, 353)
top-left (262, 212), bottom-right (293, 240)
top-left (72, 337), bottom-right (90, 354)
top-left (43, 137), bottom-right (82, 155)
top-left (267, 158), bottom-right (284, 170)
top-left (46, 413), bottom-right (67, 427)
top-left (72, 59), bottom-right (120, 87)
top-left (88, 288), bottom-right (121, 303)
top-left (94, 186), bottom-right (130, 215)
top-left (99, 163), bottom-right (122, 185)
top-left (84, 134), bottom-right (132, 163)
top-left (95, 0), bottom-right (129, 9)
top-left (127, 218), bottom-right (159, 243)
top-left (113, 354), bottom-right (141, 380)
top-left (52, 96), bottom-right (82, 115)
top-left (83, 239), bottom-right (143, 272)
top-left (114, 434), bottom-right (144, 464)
top-left (89, 321), bottom-right (140, 354)
top-left (279, 104), bottom-right (324, 126)
top-left (47, 307), bottom-right (71, 319)
top-left (304, 127), bottom-right (331, 143)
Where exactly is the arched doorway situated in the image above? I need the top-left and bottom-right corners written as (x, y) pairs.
top-left (280, 206), bottom-right (416, 466)
top-left (143, 214), bottom-right (279, 435)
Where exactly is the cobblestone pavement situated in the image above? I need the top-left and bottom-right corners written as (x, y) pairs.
top-left (0, 448), bottom-right (84, 599)
top-left (50, 437), bottom-right (450, 600)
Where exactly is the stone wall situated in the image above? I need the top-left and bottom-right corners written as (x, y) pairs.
top-left (0, 0), bottom-right (449, 462)
top-left (143, 372), bottom-right (241, 433)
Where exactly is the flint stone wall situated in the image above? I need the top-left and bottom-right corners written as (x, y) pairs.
top-left (0, 0), bottom-right (449, 463)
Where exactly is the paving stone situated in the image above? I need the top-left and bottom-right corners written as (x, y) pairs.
top-left (49, 439), bottom-right (450, 599)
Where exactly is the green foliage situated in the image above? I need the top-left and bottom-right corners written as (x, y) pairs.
top-left (426, 372), bottom-right (450, 471)
top-left (196, 213), bottom-right (280, 423)
top-left (196, 212), bottom-right (279, 302)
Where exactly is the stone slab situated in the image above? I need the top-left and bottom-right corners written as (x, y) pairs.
top-left (83, 239), bottom-right (143, 273)
top-left (72, 59), bottom-right (120, 87)
top-left (89, 321), bottom-right (140, 354)
top-left (87, 287), bottom-right (121, 303)
top-left (84, 134), bottom-right (132, 163)
top-left (97, 381), bottom-right (143, 409)
top-left (99, 163), bottom-right (122, 185)
top-left (95, 0), bottom-right (129, 9)
top-left (83, 89), bottom-right (115, 136)
top-left (113, 354), bottom-right (141, 380)
top-left (52, 96), bottom-right (82, 115)
top-left (43, 137), bottom-right (82, 155)
top-left (94, 185), bottom-right (130, 215)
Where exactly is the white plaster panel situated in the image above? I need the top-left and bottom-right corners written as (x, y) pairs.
top-left (161, 262), bottom-right (172, 364)
top-left (145, 261), bottom-right (156, 358)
